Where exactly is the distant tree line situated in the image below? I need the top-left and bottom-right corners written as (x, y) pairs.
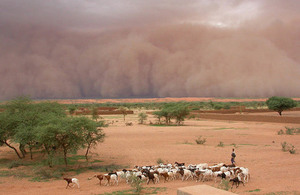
top-left (0, 97), bottom-right (106, 167)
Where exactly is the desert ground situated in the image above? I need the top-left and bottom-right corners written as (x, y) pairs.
top-left (0, 98), bottom-right (300, 195)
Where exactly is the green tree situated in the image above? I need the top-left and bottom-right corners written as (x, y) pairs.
top-left (68, 105), bottom-right (76, 116)
top-left (70, 117), bottom-right (106, 161)
top-left (138, 113), bottom-right (148, 124)
top-left (0, 96), bottom-right (33, 159)
top-left (0, 112), bottom-right (23, 159)
top-left (266, 96), bottom-right (297, 116)
top-left (152, 111), bottom-right (163, 124)
top-left (152, 103), bottom-right (190, 125)
top-left (92, 106), bottom-right (99, 121)
top-left (119, 106), bottom-right (128, 122)
top-left (170, 104), bottom-right (190, 125)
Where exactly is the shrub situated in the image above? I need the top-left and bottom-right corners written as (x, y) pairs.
top-left (218, 179), bottom-right (230, 191)
top-left (157, 158), bottom-right (164, 164)
top-left (217, 141), bottom-right (224, 147)
top-left (281, 142), bottom-right (296, 154)
top-left (129, 175), bottom-right (144, 193)
top-left (285, 127), bottom-right (294, 135)
top-left (289, 145), bottom-right (296, 154)
top-left (195, 136), bottom-right (206, 145)
top-left (277, 129), bottom-right (284, 135)
top-left (8, 161), bottom-right (24, 169)
top-left (281, 142), bottom-right (288, 152)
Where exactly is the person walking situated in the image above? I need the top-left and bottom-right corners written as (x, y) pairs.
top-left (231, 148), bottom-right (236, 165)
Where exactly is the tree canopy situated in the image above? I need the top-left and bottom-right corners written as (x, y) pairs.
top-left (266, 96), bottom-right (297, 116)
top-left (0, 97), bottom-right (106, 166)
top-left (153, 103), bottom-right (190, 125)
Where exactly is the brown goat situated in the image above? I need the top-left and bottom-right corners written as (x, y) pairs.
top-left (93, 174), bottom-right (104, 185)
top-left (159, 172), bottom-right (169, 182)
top-left (63, 177), bottom-right (80, 189)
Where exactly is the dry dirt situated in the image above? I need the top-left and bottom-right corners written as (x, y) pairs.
top-left (1, 99), bottom-right (300, 195)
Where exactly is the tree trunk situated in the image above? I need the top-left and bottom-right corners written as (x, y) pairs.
top-left (29, 147), bottom-right (33, 160)
top-left (63, 148), bottom-right (68, 167)
top-left (19, 144), bottom-right (26, 158)
top-left (4, 141), bottom-right (23, 159)
top-left (44, 146), bottom-right (53, 167)
top-left (279, 111), bottom-right (282, 116)
top-left (85, 143), bottom-right (91, 162)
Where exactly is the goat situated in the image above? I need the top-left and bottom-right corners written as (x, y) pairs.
top-left (177, 168), bottom-right (193, 181)
top-left (159, 172), bottom-right (170, 182)
top-left (143, 169), bottom-right (159, 184)
top-left (63, 177), bottom-right (80, 189)
top-left (89, 174), bottom-right (104, 185)
top-left (194, 170), bottom-right (203, 182)
top-left (201, 169), bottom-right (213, 182)
top-left (104, 173), bottom-right (118, 186)
top-left (238, 167), bottom-right (250, 183)
top-left (229, 174), bottom-right (244, 189)
top-left (175, 162), bottom-right (185, 166)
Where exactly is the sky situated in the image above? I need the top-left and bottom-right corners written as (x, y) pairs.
top-left (0, 0), bottom-right (300, 100)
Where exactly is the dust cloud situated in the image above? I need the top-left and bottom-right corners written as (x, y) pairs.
top-left (0, 0), bottom-right (300, 100)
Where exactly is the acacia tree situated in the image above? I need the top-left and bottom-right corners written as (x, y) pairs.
top-left (0, 97), bottom-right (107, 166)
top-left (0, 97), bottom-right (33, 159)
top-left (170, 105), bottom-right (190, 125)
top-left (266, 96), bottom-right (297, 116)
top-left (152, 103), bottom-right (190, 125)
top-left (0, 112), bottom-right (23, 159)
top-left (119, 106), bottom-right (128, 122)
top-left (138, 113), bottom-right (148, 124)
top-left (72, 117), bottom-right (106, 161)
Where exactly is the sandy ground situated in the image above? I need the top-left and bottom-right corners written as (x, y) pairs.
top-left (1, 110), bottom-right (300, 195)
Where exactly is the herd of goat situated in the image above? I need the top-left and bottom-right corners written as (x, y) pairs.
top-left (64, 162), bottom-right (250, 189)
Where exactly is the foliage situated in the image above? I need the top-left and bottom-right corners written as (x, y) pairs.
top-left (92, 106), bottom-right (100, 121)
top-left (277, 129), bottom-right (284, 135)
top-left (217, 141), bottom-right (224, 147)
top-left (98, 187), bottom-right (166, 195)
top-left (152, 103), bottom-right (189, 125)
top-left (0, 97), bottom-right (106, 167)
top-left (218, 179), bottom-right (230, 191)
top-left (248, 189), bottom-right (261, 192)
top-left (289, 146), bottom-right (296, 154)
top-left (195, 136), bottom-right (206, 145)
top-left (266, 96), bottom-right (297, 116)
top-left (156, 158), bottom-right (164, 164)
top-left (118, 106), bottom-right (128, 122)
top-left (129, 174), bottom-right (144, 194)
top-left (8, 160), bottom-right (25, 169)
top-left (138, 113), bottom-right (148, 124)
top-left (281, 142), bottom-right (296, 154)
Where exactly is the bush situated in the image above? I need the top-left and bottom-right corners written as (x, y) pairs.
top-left (217, 141), bottom-right (224, 147)
top-left (278, 127), bottom-right (300, 135)
top-left (8, 161), bottom-right (24, 169)
top-left (195, 136), bottom-right (206, 145)
top-left (281, 142), bottom-right (296, 154)
top-left (285, 127), bottom-right (294, 135)
top-left (277, 129), bottom-right (284, 135)
top-left (129, 175), bottom-right (144, 193)
top-left (156, 158), bottom-right (164, 164)
top-left (281, 142), bottom-right (288, 152)
top-left (218, 179), bottom-right (230, 191)
top-left (289, 145), bottom-right (296, 154)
